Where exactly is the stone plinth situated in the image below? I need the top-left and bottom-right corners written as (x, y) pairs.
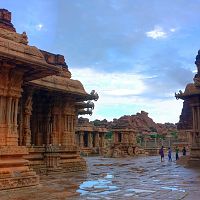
top-left (0, 146), bottom-right (39, 190)
top-left (25, 146), bottom-right (86, 174)
top-left (188, 147), bottom-right (200, 167)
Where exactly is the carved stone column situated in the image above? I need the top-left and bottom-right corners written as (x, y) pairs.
top-left (0, 65), bottom-right (23, 145)
top-left (95, 132), bottom-right (100, 147)
top-left (51, 106), bottom-right (59, 145)
top-left (80, 131), bottom-right (84, 148)
top-left (189, 101), bottom-right (200, 165)
top-left (191, 103), bottom-right (200, 147)
top-left (113, 132), bottom-right (117, 143)
top-left (122, 132), bottom-right (128, 143)
top-left (46, 112), bottom-right (52, 145)
top-left (61, 114), bottom-right (67, 146)
top-left (22, 91), bottom-right (33, 146)
top-left (0, 62), bottom-right (39, 189)
top-left (88, 132), bottom-right (92, 148)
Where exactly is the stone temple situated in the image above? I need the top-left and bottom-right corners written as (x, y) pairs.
top-left (176, 50), bottom-right (200, 166)
top-left (0, 9), bottom-right (98, 190)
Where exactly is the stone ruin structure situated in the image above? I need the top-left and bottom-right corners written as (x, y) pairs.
top-left (75, 117), bottom-right (108, 155)
top-left (0, 9), bottom-right (98, 190)
top-left (95, 111), bottom-right (177, 157)
top-left (176, 50), bottom-right (200, 166)
top-left (110, 120), bottom-right (138, 157)
top-left (75, 112), bottom-right (178, 158)
top-left (111, 128), bottom-right (138, 157)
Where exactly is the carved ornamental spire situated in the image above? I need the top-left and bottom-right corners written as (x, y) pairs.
top-left (0, 9), bottom-right (16, 32)
top-left (195, 50), bottom-right (200, 76)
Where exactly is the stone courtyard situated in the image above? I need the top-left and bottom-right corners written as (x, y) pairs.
top-left (1, 155), bottom-right (200, 200)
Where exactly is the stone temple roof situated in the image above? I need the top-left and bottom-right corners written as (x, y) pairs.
top-left (175, 50), bottom-right (200, 100)
top-left (0, 9), bottom-right (62, 81)
top-left (0, 9), bottom-right (95, 101)
top-left (175, 83), bottom-right (200, 100)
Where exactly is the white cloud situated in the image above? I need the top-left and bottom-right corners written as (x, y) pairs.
top-left (146, 26), bottom-right (167, 39)
top-left (192, 69), bottom-right (197, 73)
top-left (146, 26), bottom-right (178, 40)
top-left (71, 67), bottom-right (146, 95)
top-left (170, 28), bottom-right (176, 32)
top-left (35, 23), bottom-right (44, 31)
top-left (71, 67), bottom-right (182, 123)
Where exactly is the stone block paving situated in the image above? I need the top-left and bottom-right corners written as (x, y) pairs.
top-left (0, 155), bottom-right (200, 200)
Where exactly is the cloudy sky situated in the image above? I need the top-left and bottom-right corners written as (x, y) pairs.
top-left (2, 0), bottom-right (200, 123)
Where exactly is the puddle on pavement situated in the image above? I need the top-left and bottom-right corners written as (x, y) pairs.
top-left (77, 173), bottom-right (119, 196)
top-left (161, 186), bottom-right (185, 192)
top-left (126, 188), bottom-right (155, 193)
top-left (152, 179), bottom-right (160, 182)
top-left (104, 174), bottom-right (113, 179)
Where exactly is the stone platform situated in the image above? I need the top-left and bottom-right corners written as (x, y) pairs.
top-left (0, 146), bottom-right (39, 190)
top-left (0, 155), bottom-right (200, 199)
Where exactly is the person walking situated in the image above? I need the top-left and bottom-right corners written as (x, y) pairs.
top-left (182, 146), bottom-right (186, 156)
top-left (175, 146), bottom-right (179, 160)
top-left (168, 147), bottom-right (172, 162)
top-left (159, 146), bottom-right (164, 162)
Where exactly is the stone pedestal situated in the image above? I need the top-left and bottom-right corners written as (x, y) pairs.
top-left (188, 146), bottom-right (200, 166)
top-left (0, 146), bottom-right (39, 190)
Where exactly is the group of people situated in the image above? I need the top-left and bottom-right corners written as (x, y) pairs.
top-left (159, 146), bottom-right (187, 162)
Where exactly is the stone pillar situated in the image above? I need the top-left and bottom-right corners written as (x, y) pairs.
top-left (114, 132), bottom-right (118, 143)
top-left (95, 132), bottom-right (100, 147)
top-left (188, 103), bottom-right (200, 165)
top-left (0, 65), bottom-right (23, 145)
top-left (101, 133), bottom-right (105, 147)
top-left (122, 132), bottom-right (128, 143)
top-left (51, 106), bottom-right (59, 145)
top-left (80, 131), bottom-right (84, 148)
top-left (46, 112), bottom-right (52, 145)
top-left (0, 63), bottom-right (39, 189)
top-left (191, 105), bottom-right (200, 147)
top-left (22, 91), bottom-right (33, 146)
top-left (61, 114), bottom-right (67, 146)
top-left (88, 132), bottom-right (92, 148)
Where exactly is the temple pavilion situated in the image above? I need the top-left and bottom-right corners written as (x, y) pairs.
top-left (0, 9), bottom-right (98, 190)
top-left (176, 50), bottom-right (200, 166)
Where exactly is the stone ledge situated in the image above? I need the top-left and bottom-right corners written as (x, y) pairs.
top-left (0, 146), bottom-right (28, 156)
top-left (0, 175), bottom-right (39, 190)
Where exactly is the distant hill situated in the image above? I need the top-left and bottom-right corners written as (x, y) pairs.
top-left (79, 110), bottom-right (177, 135)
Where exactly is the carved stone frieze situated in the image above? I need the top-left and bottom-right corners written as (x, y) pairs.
top-left (0, 146), bottom-right (28, 156)
top-left (0, 176), bottom-right (39, 190)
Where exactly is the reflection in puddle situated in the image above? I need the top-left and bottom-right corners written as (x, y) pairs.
top-left (161, 186), bottom-right (185, 192)
top-left (105, 174), bottom-right (113, 179)
top-left (77, 174), bottom-right (118, 196)
top-left (153, 179), bottom-right (160, 182)
top-left (126, 188), bottom-right (155, 193)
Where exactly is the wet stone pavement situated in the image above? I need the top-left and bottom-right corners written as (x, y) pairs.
top-left (1, 156), bottom-right (200, 200)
